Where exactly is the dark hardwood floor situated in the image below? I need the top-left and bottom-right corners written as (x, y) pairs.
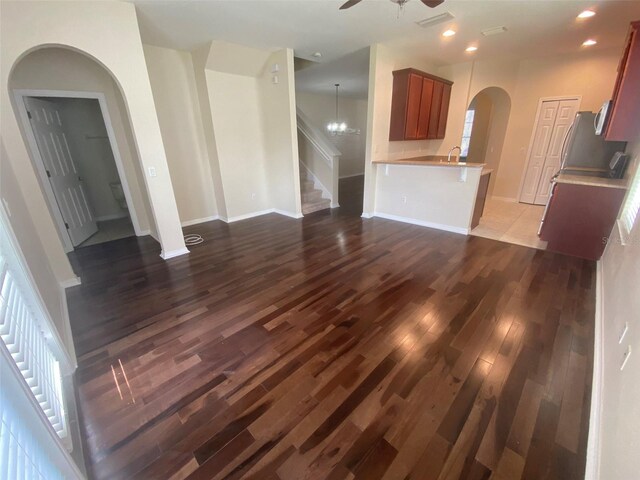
top-left (68, 177), bottom-right (595, 480)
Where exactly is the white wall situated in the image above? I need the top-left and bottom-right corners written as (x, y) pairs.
top-left (1, 1), bottom-right (187, 267)
top-left (296, 92), bottom-right (367, 178)
top-left (598, 133), bottom-right (640, 479)
top-left (52, 97), bottom-right (129, 221)
top-left (143, 44), bottom-right (218, 224)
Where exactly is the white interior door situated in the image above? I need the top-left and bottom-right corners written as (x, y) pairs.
top-left (520, 98), bottom-right (580, 205)
top-left (533, 99), bottom-right (580, 204)
top-left (24, 97), bottom-right (98, 246)
top-left (520, 101), bottom-right (559, 204)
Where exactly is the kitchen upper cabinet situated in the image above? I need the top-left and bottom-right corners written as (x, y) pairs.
top-left (604, 20), bottom-right (640, 141)
top-left (389, 68), bottom-right (453, 141)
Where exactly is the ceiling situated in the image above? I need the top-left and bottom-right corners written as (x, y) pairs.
top-left (131, 0), bottom-right (640, 97)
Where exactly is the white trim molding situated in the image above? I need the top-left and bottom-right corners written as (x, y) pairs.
top-left (221, 209), bottom-right (305, 223)
top-left (340, 172), bottom-right (365, 179)
top-left (181, 215), bottom-right (220, 227)
top-left (273, 209), bottom-right (304, 219)
top-left (60, 277), bottom-right (81, 289)
top-left (371, 212), bottom-right (470, 235)
top-left (585, 260), bottom-right (605, 480)
top-left (159, 247), bottom-right (190, 260)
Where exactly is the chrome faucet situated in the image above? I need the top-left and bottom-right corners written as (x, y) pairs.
top-left (447, 146), bottom-right (461, 163)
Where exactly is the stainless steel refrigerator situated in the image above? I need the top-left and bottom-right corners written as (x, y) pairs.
top-left (560, 111), bottom-right (626, 171)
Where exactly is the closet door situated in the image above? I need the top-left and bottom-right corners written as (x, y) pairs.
top-left (533, 99), bottom-right (580, 204)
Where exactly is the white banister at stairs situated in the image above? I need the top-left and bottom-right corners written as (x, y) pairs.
top-left (296, 108), bottom-right (341, 213)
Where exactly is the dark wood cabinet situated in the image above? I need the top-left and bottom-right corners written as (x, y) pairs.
top-left (604, 20), bottom-right (640, 141)
top-left (538, 181), bottom-right (627, 260)
top-left (389, 68), bottom-right (453, 141)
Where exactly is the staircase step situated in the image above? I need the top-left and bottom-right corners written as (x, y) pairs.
top-left (302, 189), bottom-right (323, 203)
top-left (300, 179), bottom-right (315, 192)
top-left (302, 198), bottom-right (331, 215)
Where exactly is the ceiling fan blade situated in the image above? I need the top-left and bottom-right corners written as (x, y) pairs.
top-left (421, 0), bottom-right (445, 7)
top-left (340, 0), bottom-right (364, 9)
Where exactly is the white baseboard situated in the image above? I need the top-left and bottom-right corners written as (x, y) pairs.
top-left (491, 195), bottom-right (518, 203)
top-left (585, 260), bottom-right (604, 480)
top-left (181, 215), bottom-right (220, 227)
top-left (339, 173), bottom-right (365, 179)
top-left (95, 213), bottom-right (128, 222)
top-left (137, 229), bottom-right (151, 237)
top-left (159, 247), bottom-right (190, 260)
top-left (60, 276), bottom-right (81, 289)
top-left (222, 209), bottom-right (304, 223)
top-left (371, 211), bottom-right (470, 235)
top-left (361, 212), bottom-right (373, 219)
top-left (330, 202), bottom-right (340, 209)
top-left (273, 209), bottom-right (303, 219)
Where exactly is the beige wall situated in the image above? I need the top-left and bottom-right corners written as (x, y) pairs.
top-left (259, 49), bottom-right (302, 216)
top-left (598, 133), bottom-right (640, 479)
top-left (1, 1), bottom-right (187, 277)
top-left (495, 51), bottom-right (620, 199)
top-left (296, 92), bottom-right (367, 178)
top-left (143, 44), bottom-right (218, 224)
top-left (207, 70), bottom-right (271, 219)
top-left (200, 41), bottom-right (300, 220)
top-left (9, 48), bottom-right (153, 235)
top-left (364, 45), bottom-right (621, 215)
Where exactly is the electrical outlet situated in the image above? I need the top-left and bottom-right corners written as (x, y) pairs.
top-left (402, 195), bottom-right (407, 204)
top-left (251, 193), bottom-right (257, 200)
top-left (148, 167), bottom-right (157, 178)
top-left (621, 345), bottom-right (632, 371)
top-left (619, 322), bottom-right (629, 344)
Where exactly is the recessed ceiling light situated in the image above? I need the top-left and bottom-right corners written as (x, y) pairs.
top-left (582, 39), bottom-right (597, 46)
top-left (578, 10), bottom-right (596, 19)
top-left (442, 29), bottom-right (456, 37)
top-left (312, 52), bottom-right (322, 58)
top-left (465, 46), bottom-right (478, 52)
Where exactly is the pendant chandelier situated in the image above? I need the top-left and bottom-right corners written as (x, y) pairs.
top-left (327, 83), bottom-right (348, 135)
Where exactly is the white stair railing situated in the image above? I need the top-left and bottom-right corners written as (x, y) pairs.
top-left (296, 108), bottom-right (341, 207)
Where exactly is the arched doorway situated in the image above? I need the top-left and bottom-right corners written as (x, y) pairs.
top-left (460, 87), bottom-right (511, 195)
top-left (8, 46), bottom-right (154, 251)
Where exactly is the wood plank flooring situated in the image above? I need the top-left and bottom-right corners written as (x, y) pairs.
top-left (68, 182), bottom-right (594, 480)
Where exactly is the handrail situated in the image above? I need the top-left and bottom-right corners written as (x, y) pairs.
top-left (296, 108), bottom-right (341, 166)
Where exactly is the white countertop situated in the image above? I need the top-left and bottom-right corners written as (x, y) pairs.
top-left (373, 155), bottom-right (486, 168)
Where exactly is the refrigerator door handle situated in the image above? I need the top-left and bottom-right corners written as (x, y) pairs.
top-left (559, 121), bottom-right (575, 171)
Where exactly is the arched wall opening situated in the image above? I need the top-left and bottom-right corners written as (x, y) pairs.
top-left (8, 46), bottom-right (156, 251)
top-left (463, 87), bottom-right (511, 195)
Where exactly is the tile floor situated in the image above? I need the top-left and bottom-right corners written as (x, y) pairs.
top-left (471, 197), bottom-right (548, 249)
top-left (78, 217), bottom-right (135, 248)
